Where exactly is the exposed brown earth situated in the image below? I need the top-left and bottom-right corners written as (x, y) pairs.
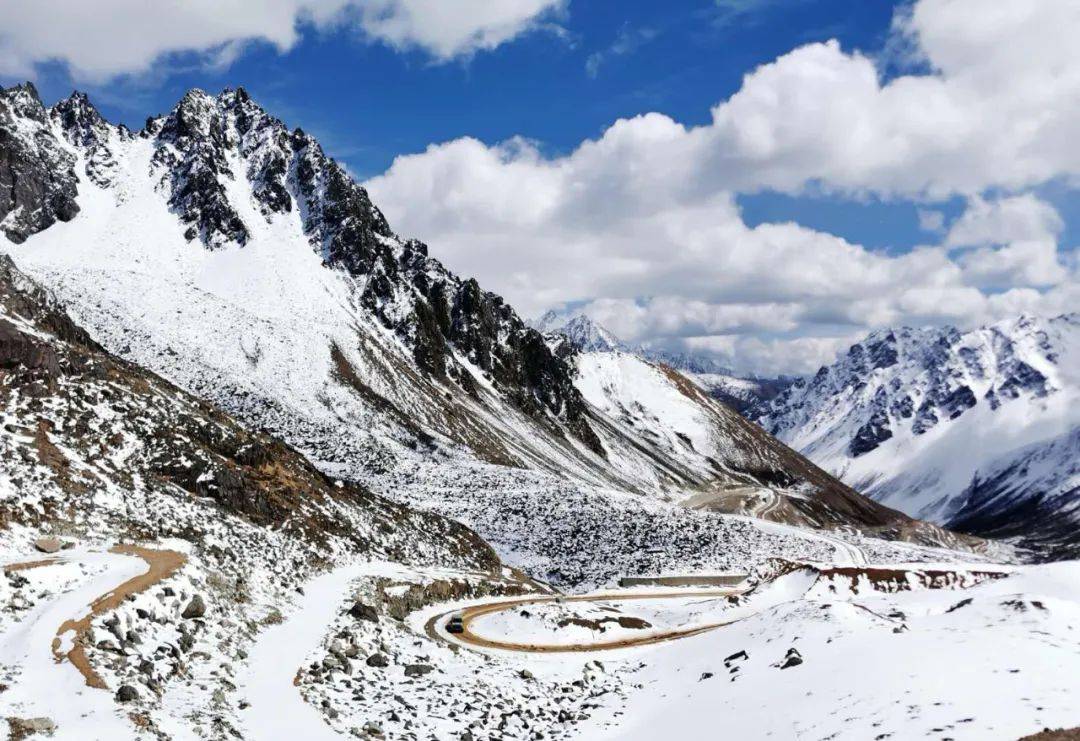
top-left (1021, 729), bottom-right (1080, 740)
top-left (2, 558), bottom-right (63, 574)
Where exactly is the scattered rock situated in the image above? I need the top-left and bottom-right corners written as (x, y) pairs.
top-left (945, 598), bottom-right (973, 614)
top-left (181, 595), bottom-right (206, 619)
top-left (699, 671), bottom-right (714, 681)
top-left (777, 648), bottom-right (803, 670)
top-left (348, 601), bottom-right (379, 622)
top-left (365, 653), bottom-right (389, 668)
top-left (104, 616), bottom-right (123, 641)
top-left (404, 664), bottom-right (434, 677)
top-left (519, 668), bottom-right (534, 680)
top-left (33, 537), bottom-right (63, 554)
top-left (115, 684), bottom-right (139, 703)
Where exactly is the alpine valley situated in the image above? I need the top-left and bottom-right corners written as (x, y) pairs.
top-left (1, 81), bottom-right (1078, 741)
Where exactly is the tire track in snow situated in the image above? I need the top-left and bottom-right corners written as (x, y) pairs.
top-left (237, 562), bottom-right (374, 741)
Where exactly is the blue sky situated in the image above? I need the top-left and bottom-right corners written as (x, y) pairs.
top-left (2, 0), bottom-right (1077, 374)
top-left (20, 1), bottom-right (895, 177)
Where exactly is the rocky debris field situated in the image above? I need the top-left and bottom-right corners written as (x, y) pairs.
top-left (374, 458), bottom-right (998, 591)
top-left (289, 569), bottom-right (638, 740)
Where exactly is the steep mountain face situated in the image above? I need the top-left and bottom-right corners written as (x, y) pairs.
top-left (755, 316), bottom-right (1080, 557)
top-left (0, 251), bottom-right (494, 568)
top-left (12, 84), bottom-right (603, 468)
top-left (0, 84), bottom-right (80, 242)
top-left (0, 82), bottom-right (983, 567)
top-left (562, 345), bottom-right (982, 547)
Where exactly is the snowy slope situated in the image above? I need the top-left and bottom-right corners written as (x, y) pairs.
top-left (756, 317), bottom-right (1080, 557)
top-left (566, 350), bottom-right (989, 551)
top-left (4, 83), bottom-right (614, 486)
top-left (574, 561), bottom-right (1080, 740)
top-left (534, 310), bottom-right (795, 412)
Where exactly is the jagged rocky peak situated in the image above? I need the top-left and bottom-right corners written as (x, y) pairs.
top-left (0, 82), bottom-right (80, 243)
top-left (1, 82), bottom-right (48, 122)
top-left (49, 90), bottom-right (129, 189)
top-left (51, 91), bottom-right (112, 147)
top-left (141, 85), bottom-right (396, 258)
top-left (0, 84), bottom-right (603, 453)
top-left (758, 314), bottom-right (1074, 458)
top-left (149, 87), bottom-right (256, 246)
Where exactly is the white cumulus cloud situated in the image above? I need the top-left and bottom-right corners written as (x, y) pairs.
top-left (366, 0), bottom-right (1080, 373)
top-left (0, 0), bottom-right (565, 81)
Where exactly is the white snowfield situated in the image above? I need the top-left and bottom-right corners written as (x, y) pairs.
top-left (257, 558), bottom-right (1080, 741)
top-left (578, 562), bottom-right (1080, 740)
top-left (444, 563), bottom-right (1080, 741)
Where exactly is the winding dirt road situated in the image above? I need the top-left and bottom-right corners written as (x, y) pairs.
top-left (0, 544), bottom-right (187, 737)
top-left (425, 588), bottom-right (746, 653)
top-left (51, 545), bottom-right (186, 688)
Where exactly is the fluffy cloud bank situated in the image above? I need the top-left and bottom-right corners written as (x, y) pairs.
top-left (366, 0), bottom-right (1080, 374)
top-left (0, 0), bottom-right (564, 80)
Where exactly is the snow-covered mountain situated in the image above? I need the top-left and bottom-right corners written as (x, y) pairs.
top-left (533, 310), bottom-right (624, 352)
top-left (534, 310), bottom-right (796, 413)
top-left (755, 316), bottom-right (1080, 557)
top-left (0, 81), bottom-right (980, 569)
top-left (0, 249), bottom-right (487, 562)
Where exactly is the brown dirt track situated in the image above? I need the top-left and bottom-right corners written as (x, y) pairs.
top-left (425, 589), bottom-right (744, 653)
top-left (50, 545), bottom-right (186, 689)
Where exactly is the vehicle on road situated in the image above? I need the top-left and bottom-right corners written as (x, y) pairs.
top-left (446, 615), bottom-right (464, 634)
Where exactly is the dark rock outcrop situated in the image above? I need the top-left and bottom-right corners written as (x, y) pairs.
top-left (0, 83), bottom-right (79, 243)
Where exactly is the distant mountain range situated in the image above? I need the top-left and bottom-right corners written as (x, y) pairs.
top-left (535, 307), bottom-right (1079, 558)
top-left (754, 315), bottom-right (1080, 558)
top-left (531, 310), bottom-right (796, 413)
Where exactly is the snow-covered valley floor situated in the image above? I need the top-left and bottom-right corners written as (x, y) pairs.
top-left (1, 531), bottom-right (1078, 740)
